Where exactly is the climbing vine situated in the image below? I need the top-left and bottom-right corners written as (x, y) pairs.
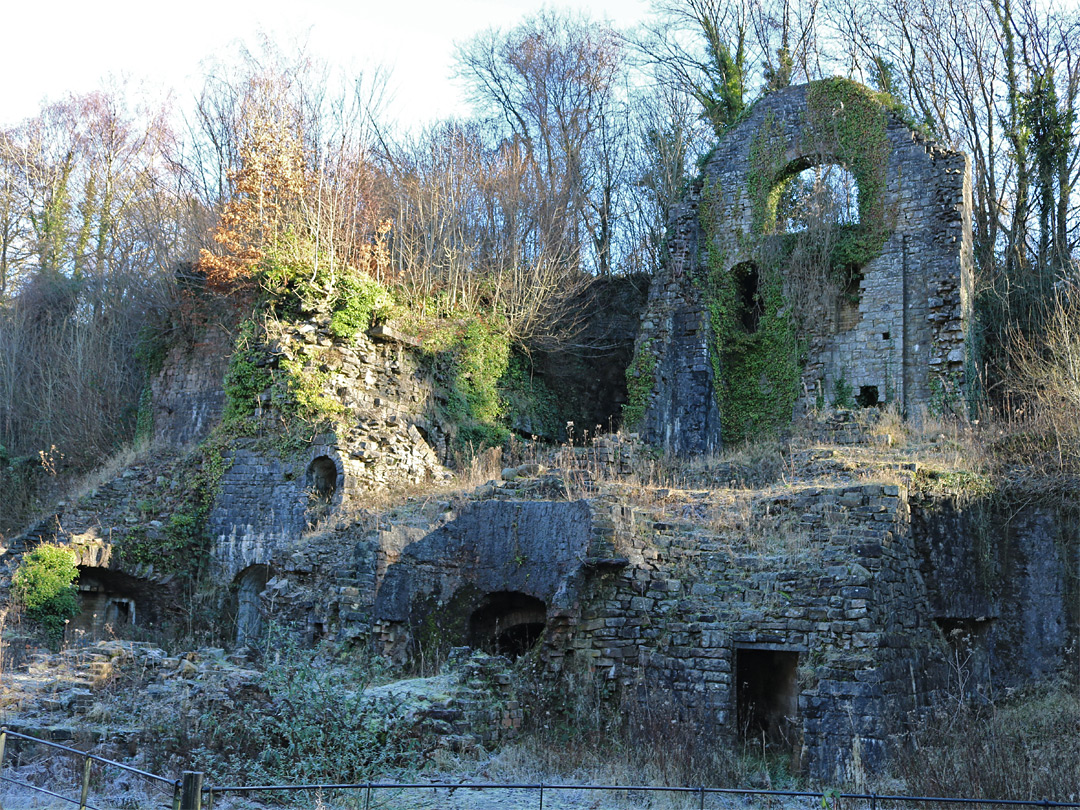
top-left (698, 181), bottom-right (802, 444)
top-left (748, 80), bottom-right (893, 288)
top-left (747, 112), bottom-right (791, 234)
top-left (622, 338), bottom-right (658, 431)
top-left (803, 79), bottom-right (894, 263)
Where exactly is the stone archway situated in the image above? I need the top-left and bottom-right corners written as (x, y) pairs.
top-left (469, 591), bottom-right (547, 659)
top-left (629, 79), bottom-right (972, 454)
top-left (307, 456), bottom-right (338, 503)
top-left (234, 564), bottom-right (270, 647)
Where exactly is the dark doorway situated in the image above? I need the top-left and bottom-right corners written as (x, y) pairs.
top-left (857, 385), bottom-right (880, 408)
top-left (307, 456), bottom-right (338, 502)
top-left (71, 567), bottom-right (148, 643)
top-left (732, 262), bottom-right (765, 333)
top-left (469, 592), bottom-right (547, 659)
top-left (235, 564), bottom-right (271, 646)
top-left (736, 647), bottom-right (800, 751)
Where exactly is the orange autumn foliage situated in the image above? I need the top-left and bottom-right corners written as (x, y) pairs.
top-left (198, 112), bottom-right (307, 291)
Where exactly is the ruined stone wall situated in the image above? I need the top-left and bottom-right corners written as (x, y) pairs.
top-left (552, 484), bottom-right (941, 781)
top-left (912, 498), bottom-right (1080, 690)
top-left (635, 81), bottom-right (972, 453)
top-left (208, 318), bottom-right (447, 584)
top-left (151, 325), bottom-right (231, 447)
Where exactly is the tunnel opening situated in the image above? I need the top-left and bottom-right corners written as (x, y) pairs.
top-left (307, 456), bottom-right (338, 503)
top-left (736, 647), bottom-right (800, 752)
top-left (233, 564), bottom-right (271, 647)
top-left (69, 567), bottom-right (147, 643)
top-left (469, 592), bottom-right (547, 659)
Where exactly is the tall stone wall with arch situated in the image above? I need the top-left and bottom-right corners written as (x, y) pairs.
top-left (632, 80), bottom-right (973, 454)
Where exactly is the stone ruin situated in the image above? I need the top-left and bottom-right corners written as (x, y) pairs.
top-left (3, 81), bottom-right (1075, 785)
top-left (633, 80), bottom-right (973, 454)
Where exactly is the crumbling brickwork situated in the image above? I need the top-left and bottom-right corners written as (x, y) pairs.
top-left (207, 319), bottom-right (448, 584)
top-left (634, 81), bottom-right (973, 453)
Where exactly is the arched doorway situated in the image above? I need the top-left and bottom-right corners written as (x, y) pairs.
top-left (469, 592), bottom-right (547, 659)
top-left (235, 564), bottom-right (271, 647)
top-left (307, 456), bottom-right (338, 503)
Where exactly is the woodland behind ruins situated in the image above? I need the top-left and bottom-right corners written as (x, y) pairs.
top-left (0, 0), bottom-right (1078, 802)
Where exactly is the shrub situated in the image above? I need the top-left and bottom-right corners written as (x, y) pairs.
top-left (13, 544), bottom-right (79, 646)
top-left (328, 270), bottom-right (395, 338)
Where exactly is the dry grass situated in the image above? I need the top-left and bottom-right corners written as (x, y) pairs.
top-left (488, 660), bottom-right (742, 798)
top-left (897, 683), bottom-right (1080, 801)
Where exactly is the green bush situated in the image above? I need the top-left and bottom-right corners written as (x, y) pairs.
top-left (425, 315), bottom-right (513, 453)
top-left (154, 632), bottom-right (418, 784)
top-left (13, 544), bottom-right (79, 646)
top-left (328, 270), bottom-right (395, 339)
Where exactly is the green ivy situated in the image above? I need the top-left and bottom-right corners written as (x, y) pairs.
top-left (223, 320), bottom-right (273, 426)
top-left (747, 112), bottom-right (790, 234)
top-left (423, 315), bottom-right (512, 452)
top-left (747, 79), bottom-right (893, 280)
top-left (802, 78), bottom-right (891, 259)
top-left (13, 544), bottom-right (79, 647)
top-left (500, 351), bottom-right (561, 440)
top-left (258, 234), bottom-right (395, 338)
top-left (328, 271), bottom-right (395, 339)
top-left (116, 433), bottom-right (231, 574)
top-left (134, 386), bottom-right (154, 446)
top-left (698, 181), bottom-right (803, 445)
top-left (622, 338), bottom-right (658, 431)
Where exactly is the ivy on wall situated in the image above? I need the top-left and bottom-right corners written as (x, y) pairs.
top-left (699, 181), bottom-right (802, 444)
top-left (622, 338), bottom-right (658, 431)
top-left (696, 80), bottom-right (894, 444)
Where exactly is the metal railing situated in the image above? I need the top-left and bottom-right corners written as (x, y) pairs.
top-left (3, 726), bottom-right (1078, 810)
top-left (206, 781), bottom-right (1080, 810)
top-left (0, 727), bottom-right (189, 810)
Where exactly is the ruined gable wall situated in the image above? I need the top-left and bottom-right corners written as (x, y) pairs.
top-left (634, 81), bottom-right (972, 454)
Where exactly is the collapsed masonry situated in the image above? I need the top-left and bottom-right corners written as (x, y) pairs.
top-left (633, 80), bottom-right (973, 454)
top-left (227, 452), bottom-right (1078, 782)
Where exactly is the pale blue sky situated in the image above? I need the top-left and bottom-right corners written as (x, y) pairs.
top-left (2, 0), bottom-right (650, 130)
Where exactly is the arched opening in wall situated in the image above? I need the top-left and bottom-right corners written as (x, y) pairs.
top-left (306, 456), bottom-right (338, 503)
top-left (732, 262), bottom-right (765, 333)
top-left (856, 385), bottom-right (880, 408)
top-left (469, 592), bottom-right (547, 659)
top-left (69, 567), bottom-right (148, 644)
top-left (736, 647), bottom-right (800, 752)
top-left (775, 161), bottom-right (859, 234)
top-left (234, 564), bottom-right (271, 647)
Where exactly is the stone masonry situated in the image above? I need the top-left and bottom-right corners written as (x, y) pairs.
top-left (635, 81), bottom-right (973, 454)
top-left (206, 317), bottom-right (450, 584)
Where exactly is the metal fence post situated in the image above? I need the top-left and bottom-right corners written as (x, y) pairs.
top-left (539, 781), bottom-right (543, 810)
top-left (172, 780), bottom-right (182, 810)
top-left (0, 729), bottom-right (6, 810)
top-left (180, 771), bottom-right (204, 810)
top-left (78, 756), bottom-right (92, 810)
top-left (700, 785), bottom-right (706, 810)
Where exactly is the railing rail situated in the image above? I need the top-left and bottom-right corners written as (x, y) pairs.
top-left (0, 726), bottom-right (183, 810)
top-left (4, 726), bottom-right (1079, 810)
top-left (206, 780), bottom-right (1080, 809)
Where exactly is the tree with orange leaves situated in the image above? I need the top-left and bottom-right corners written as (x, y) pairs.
top-left (197, 77), bottom-right (308, 291)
